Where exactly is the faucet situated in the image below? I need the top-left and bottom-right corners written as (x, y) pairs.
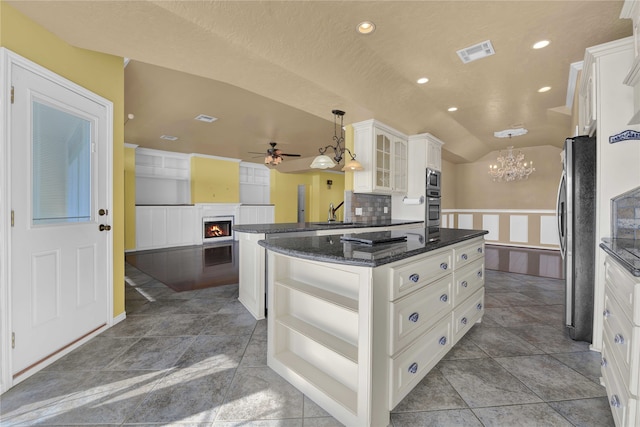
top-left (328, 203), bottom-right (336, 221)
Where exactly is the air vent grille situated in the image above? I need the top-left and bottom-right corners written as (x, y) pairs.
top-left (160, 135), bottom-right (178, 141)
top-left (194, 114), bottom-right (218, 123)
top-left (457, 40), bottom-right (495, 64)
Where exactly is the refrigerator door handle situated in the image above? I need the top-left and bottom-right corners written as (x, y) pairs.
top-left (556, 172), bottom-right (567, 259)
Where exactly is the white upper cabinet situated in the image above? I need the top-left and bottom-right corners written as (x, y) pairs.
top-left (353, 119), bottom-right (408, 194)
top-left (425, 134), bottom-right (445, 171)
top-left (621, 1), bottom-right (640, 124)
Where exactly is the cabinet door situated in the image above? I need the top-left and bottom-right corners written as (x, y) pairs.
top-left (374, 130), bottom-right (393, 192)
top-left (393, 138), bottom-right (408, 192)
top-left (426, 140), bottom-right (442, 171)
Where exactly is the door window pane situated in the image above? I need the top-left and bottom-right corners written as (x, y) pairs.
top-left (32, 100), bottom-right (92, 225)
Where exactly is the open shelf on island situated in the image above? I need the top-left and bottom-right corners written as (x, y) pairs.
top-left (275, 350), bottom-right (358, 415)
top-left (277, 314), bottom-right (358, 363)
top-left (275, 278), bottom-right (358, 312)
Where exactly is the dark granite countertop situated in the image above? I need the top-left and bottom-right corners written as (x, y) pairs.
top-left (258, 228), bottom-right (488, 267)
top-left (600, 238), bottom-right (640, 277)
top-left (233, 219), bottom-right (423, 234)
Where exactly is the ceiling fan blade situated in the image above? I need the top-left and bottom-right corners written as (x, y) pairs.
top-left (248, 151), bottom-right (266, 155)
top-left (281, 153), bottom-right (301, 157)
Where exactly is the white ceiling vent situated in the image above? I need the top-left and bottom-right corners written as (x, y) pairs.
top-left (160, 135), bottom-right (178, 141)
top-left (194, 114), bottom-right (218, 123)
top-left (457, 40), bottom-right (495, 64)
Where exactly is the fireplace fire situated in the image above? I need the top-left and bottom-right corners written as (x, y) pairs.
top-left (202, 216), bottom-right (234, 242)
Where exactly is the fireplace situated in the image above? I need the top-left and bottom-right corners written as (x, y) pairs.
top-left (203, 216), bottom-right (234, 242)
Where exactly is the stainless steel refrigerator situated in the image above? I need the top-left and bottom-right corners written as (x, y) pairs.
top-left (556, 135), bottom-right (597, 342)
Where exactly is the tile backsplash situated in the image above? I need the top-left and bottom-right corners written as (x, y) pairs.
top-left (611, 186), bottom-right (640, 239)
top-left (343, 191), bottom-right (391, 223)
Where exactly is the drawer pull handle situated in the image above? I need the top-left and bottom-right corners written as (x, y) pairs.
top-left (440, 294), bottom-right (449, 303)
top-left (601, 357), bottom-right (608, 368)
top-left (461, 253), bottom-right (468, 260)
top-left (476, 303), bottom-right (483, 311)
top-left (408, 363), bottom-right (418, 374)
top-left (477, 271), bottom-right (483, 278)
top-left (439, 336), bottom-right (447, 346)
top-left (408, 312), bottom-right (419, 323)
top-left (614, 334), bottom-right (625, 345)
top-left (409, 273), bottom-right (420, 283)
top-left (461, 317), bottom-right (468, 325)
top-left (603, 309), bottom-right (611, 318)
top-left (461, 280), bottom-right (468, 288)
top-left (610, 395), bottom-right (621, 408)
top-left (477, 247), bottom-right (483, 253)
top-left (440, 262), bottom-right (448, 270)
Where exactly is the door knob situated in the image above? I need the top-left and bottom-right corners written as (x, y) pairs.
top-left (98, 209), bottom-right (108, 216)
top-left (99, 224), bottom-right (111, 231)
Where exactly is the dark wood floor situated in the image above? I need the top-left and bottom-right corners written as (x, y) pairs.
top-left (125, 241), bottom-right (239, 292)
top-left (125, 241), bottom-right (563, 292)
top-left (485, 244), bottom-right (564, 279)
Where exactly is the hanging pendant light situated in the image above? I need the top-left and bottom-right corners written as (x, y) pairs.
top-left (310, 110), bottom-right (363, 171)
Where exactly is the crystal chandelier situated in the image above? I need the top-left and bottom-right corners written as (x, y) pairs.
top-left (488, 146), bottom-right (535, 182)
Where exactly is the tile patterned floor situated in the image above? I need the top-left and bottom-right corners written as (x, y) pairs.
top-left (0, 265), bottom-right (614, 426)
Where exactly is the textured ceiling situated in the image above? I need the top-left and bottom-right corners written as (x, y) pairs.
top-left (9, 0), bottom-right (632, 170)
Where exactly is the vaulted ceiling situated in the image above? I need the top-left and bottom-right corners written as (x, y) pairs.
top-left (9, 1), bottom-right (632, 170)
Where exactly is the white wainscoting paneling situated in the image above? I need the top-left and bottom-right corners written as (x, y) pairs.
top-left (458, 214), bottom-right (473, 229)
top-left (441, 215), bottom-right (447, 228)
top-left (482, 214), bottom-right (500, 241)
top-left (539, 215), bottom-right (559, 246)
top-left (509, 215), bottom-right (528, 243)
top-left (448, 214), bottom-right (454, 228)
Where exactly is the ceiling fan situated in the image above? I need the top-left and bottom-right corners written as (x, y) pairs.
top-left (250, 142), bottom-right (301, 165)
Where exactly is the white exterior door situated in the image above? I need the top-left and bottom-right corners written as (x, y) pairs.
top-left (10, 62), bottom-right (111, 377)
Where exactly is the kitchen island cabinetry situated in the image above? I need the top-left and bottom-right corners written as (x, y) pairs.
top-left (261, 229), bottom-right (486, 426)
top-left (598, 242), bottom-right (640, 427)
top-left (352, 120), bottom-right (408, 194)
top-left (234, 220), bottom-right (422, 320)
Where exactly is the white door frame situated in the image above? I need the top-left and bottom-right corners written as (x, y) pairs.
top-left (0, 48), bottom-right (114, 393)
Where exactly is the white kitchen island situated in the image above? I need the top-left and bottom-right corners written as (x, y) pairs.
top-left (233, 220), bottom-right (423, 320)
top-left (259, 228), bottom-right (488, 427)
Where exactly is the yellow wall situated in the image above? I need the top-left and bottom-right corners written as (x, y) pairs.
top-left (270, 170), bottom-right (346, 223)
top-left (190, 156), bottom-right (240, 203)
top-left (1, 3), bottom-right (125, 317)
top-left (124, 146), bottom-right (136, 250)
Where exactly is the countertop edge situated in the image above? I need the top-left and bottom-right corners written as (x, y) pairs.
top-left (259, 229), bottom-right (488, 267)
top-left (234, 220), bottom-right (423, 234)
top-left (600, 240), bottom-right (640, 277)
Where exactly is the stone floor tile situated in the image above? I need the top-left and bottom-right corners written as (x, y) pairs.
top-left (106, 336), bottom-right (195, 370)
top-left (177, 335), bottom-right (250, 369)
top-left (392, 367), bottom-right (468, 413)
top-left (472, 403), bottom-right (572, 426)
top-left (466, 326), bottom-right (544, 357)
top-left (390, 409), bottom-right (483, 427)
top-left (43, 336), bottom-right (140, 371)
top-left (495, 354), bottom-right (608, 401)
top-left (548, 397), bottom-right (616, 427)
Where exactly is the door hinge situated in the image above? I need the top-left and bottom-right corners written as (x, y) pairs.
top-left (10, 86), bottom-right (14, 104)
top-left (11, 210), bottom-right (14, 227)
top-left (12, 332), bottom-right (15, 349)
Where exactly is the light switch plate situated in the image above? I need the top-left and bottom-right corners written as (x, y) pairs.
top-left (355, 207), bottom-right (363, 216)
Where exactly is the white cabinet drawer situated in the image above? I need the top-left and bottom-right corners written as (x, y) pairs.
top-left (452, 288), bottom-right (484, 344)
top-left (603, 291), bottom-right (640, 396)
top-left (389, 275), bottom-right (452, 355)
top-left (605, 256), bottom-right (640, 325)
top-left (453, 239), bottom-right (485, 270)
top-left (388, 248), bottom-right (452, 301)
top-left (453, 259), bottom-right (484, 306)
top-left (389, 314), bottom-right (451, 409)
top-left (602, 339), bottom-right (637, 427)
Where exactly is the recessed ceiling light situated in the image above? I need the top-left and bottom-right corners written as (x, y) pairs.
top-left (448, 107), bottom-right (458, 112)
top-left (533, 40), bottom-right (550, 49)
top-left (356, 21), bottom-right (376, 35)
top-left (417, 77), bottom-right (429, 84)
top-left (538, 86), bottom-right (551, 93)
top-left (160, 135), bottom-right (178, 141)
top-left (194, 114), bottom-right (218, 123)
